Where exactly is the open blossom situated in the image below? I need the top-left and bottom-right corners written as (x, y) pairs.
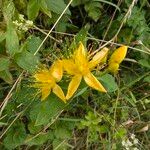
top-left (108, 46), bottom-right (128, 73)
top-left (63, 42), bottom-right (108, 100)
top-left (33, 60), bottom-right (66, 102)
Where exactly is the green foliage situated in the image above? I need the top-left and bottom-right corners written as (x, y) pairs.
top-left (3, 122), bottom-right (27, 149)
top-left (27, 0), bottom-right (70, 20)
top-left (0, 0), bottom-right (150, 149)
top-left (79, 111), bottom-right (109, 142)
top-left (26, 132), bottom-right (52, 146)
top-left (6, 23), bottom-right (19, 56)
top-left (15, 50), bottom-right (39, 73)
top-left (45, 0), bottom-right (71, 15)
top-left (2, 0), bottom-right (15, 22)
top-left (0, 57), bottom-right (10, 71)
top-left (0, 69), bottom-right (13, 84)
top-left (84, 1), bottom-right (102, 22)
top-left (26, 36), bottom-right (42, 54)
top-left (69, 24), bottom-right (90, 52)
top-left (32, 95), bottom-right (66, 126)
top-left (27, 0), bottom-right (40, 20)
top-left (0, 31), bottom-right (6, 42)
top-left (138, 59), bottom-right (150, 69)
top-left (100, 74), bottom-right (118, 92)
top-left (0, 57), bottom-right (12, 83)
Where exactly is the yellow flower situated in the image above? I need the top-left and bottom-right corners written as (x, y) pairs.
top-left (63, 42), bottom-right (108, 100)
top-left (33, 60), bottom-right (66, 102)
top-left (108, 46), bottom-right (128, 74)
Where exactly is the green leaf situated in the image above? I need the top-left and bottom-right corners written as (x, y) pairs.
top-left (33, 95), bottom-right (66, 126)
top-left (13, 86), bottom-right (38, 104)
top-left (45, 0), bottom-right (71, 15)
top-left (53, 139), bottom-right (68, 150)
top-left (56, 22), bottom-right (68, 32)
top-left (74, 87), bottom-right (88, 98)
top-left (2, 0), bottom-right (15, 22)
top-left (117, 28), bottom-right (134, 44)
top-left (0, 31), bottom-right (6, 42)
top-left (69, 24), bottom-right (90, 51)
top-left (3, 122), bottom-right (27, 149)
top-left (85, 1), bottom-right (102, 22)
top-left (143, 75), bottom-right (150, 83)
top-left (74, 24), bottom-right (90, 45)
top-left (28, 122), bottom-right (42, 134)
top-left (6, 23), bottom-right (19, 56)
top-left (71, 0), bottom-right (89, 7)
top-left (40, 0), bottom-right (52, 18)
top-left (0, 58), bottom-right (10, 71)
top-left (138, 59), bottom-right (150, 68)
top-left (27, 0), bottom-right (40, 20)
top-left (98, 125), bottom-right (109, 133)
top-left (26, 133), bottom-right (51, 146)
top-left (54, 122), bottom-right (72, 139)
top-left (15, 50), bottom-right (39, 73)
top-left (0, 69), bottom-right (13, 84)
top-left (114, 128), bottom-right (127, 138)
top-left (26, 36), bottom-right (42, 54)
top-left (127, 7), bottom-right (146, 30)
top-left (99, 74), bottom-right (118, 92)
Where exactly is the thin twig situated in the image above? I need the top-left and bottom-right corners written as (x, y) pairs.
top-left (34, 0), bottom-right (73, 56)
top-left (33, 25), bottom-right (61, 43)
top-left (49, 31), bottom-right (150, 55)
top-left (0, 72), bottom-right (24, 117)
top-left (100, 0), bottom-right (122, 46)
top-left (91, 0), bottom-right (138, 55)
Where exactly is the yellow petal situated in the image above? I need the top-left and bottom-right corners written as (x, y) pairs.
top-left (50, 60), bottom-right (63, 82)
top-left (109, 46), bottom-right (128, 64)
top-left (84, 72), bottom-right (107, 92)
top-left (41, 86), bottom-right (51, 101)
top-left (74, 42), bottom-right (88, 68)
top-left (66, 75), bottom-right (82, 100)
top-left (73, 42), bottom-right (89, 74)
top-left (108, 62), bottom-right (119, 74)
top-left (74, 42), bottom-right (86, 59)
top-left (89, 47), bottom-right (109, 69)
top-left (33, 67), bottom-right (56, 101)
top-left (34, 68), bottom-right (54, 83)
top-left (52, 84), bottom-right (66, 103)
top-left (62, 59), bottom-right (79, 75)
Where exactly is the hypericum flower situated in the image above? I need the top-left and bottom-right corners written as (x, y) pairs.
top-left (33, 60), bottom-right (66, 102)
top-left (63, 42), bottom-right (108, 100)
top-left (108, 46), bottom-right (128, 74)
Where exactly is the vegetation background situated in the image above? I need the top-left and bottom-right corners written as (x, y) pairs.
top-left (0, 0), bottom-right (150, 149)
